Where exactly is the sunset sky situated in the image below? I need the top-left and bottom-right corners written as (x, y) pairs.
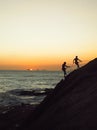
top-left (0, 0), bottom-right (97, 70)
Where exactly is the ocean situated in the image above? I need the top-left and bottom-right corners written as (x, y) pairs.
top-left (0, 70), bottom-right (63, 106)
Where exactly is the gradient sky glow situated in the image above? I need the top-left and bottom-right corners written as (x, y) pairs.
top-left (0, 0), bottom-right (97, 70)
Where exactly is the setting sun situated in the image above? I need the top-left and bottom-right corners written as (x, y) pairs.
top-left (0, 0), bottom-right (97, 70)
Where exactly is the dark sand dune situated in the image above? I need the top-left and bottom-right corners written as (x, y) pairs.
top-left (22, 58), bottom-right (97, 130)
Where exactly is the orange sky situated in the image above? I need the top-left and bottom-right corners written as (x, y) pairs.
top-left (0, 53), bottom-right (96, 70)
top-left (0, 0), bottom-right (97, 70)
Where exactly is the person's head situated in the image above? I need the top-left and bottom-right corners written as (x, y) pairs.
top-left (64, 62), bottom-right (66, 64)
top-left (76, 56), bottom-right (78, 58)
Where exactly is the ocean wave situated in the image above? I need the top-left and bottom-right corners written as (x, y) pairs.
top-left (0, 91), bottom-right (45, 106)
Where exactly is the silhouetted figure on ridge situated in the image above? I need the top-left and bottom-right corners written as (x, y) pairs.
top-left (73, 56), bottom-right (82, 69)
top-left (62, 62), bottom-right (70, 78)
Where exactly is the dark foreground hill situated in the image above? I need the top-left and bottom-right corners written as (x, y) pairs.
top-left (22, 58), bottom-right (97, 130)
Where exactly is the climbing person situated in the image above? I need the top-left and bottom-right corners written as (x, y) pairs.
top-left (73, 56), bottom-right (82, 69)
top-left (62, 62), bottom-right (70, 78)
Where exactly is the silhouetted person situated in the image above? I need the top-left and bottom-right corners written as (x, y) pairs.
top-left (62, 62), bottom-right (70, 78)
top-left (73, 56), bottom-right (82, 69)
